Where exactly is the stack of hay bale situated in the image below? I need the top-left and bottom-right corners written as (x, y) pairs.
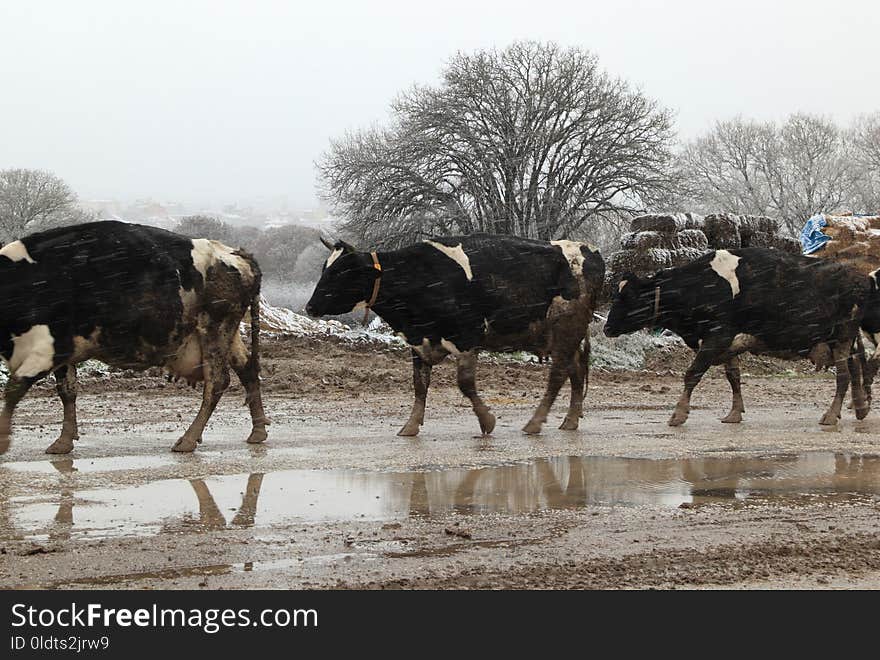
top-left (610, 213), bottom-right (708, 275)
top-left (605, 212), bottom-right (801, 287)
top-left (703, 213), bottom-right (800, 253)
top-left (811, 214), bottom-right (880, 275)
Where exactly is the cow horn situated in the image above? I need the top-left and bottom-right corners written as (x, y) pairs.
top-left (320, 235), bottom-right (336, 250)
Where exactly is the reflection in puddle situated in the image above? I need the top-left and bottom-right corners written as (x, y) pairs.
top-left (3, 453), bottom-right (880, 542)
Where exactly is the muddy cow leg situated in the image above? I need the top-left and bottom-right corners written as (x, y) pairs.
top-left (173, 326), bottom-right (233, 452)
top-left (524, 338), bottom-right (575, 435)
top-left (857, 333), bottom-right (875, 408)
top-left (560, 341), bottom-right (587, 431)
top-left (669, 346), bottom-right (723, 427)
top-left (398, 350), bottom-right (435, 437)
top-left (720, 357), bottom-right (745, 424)
top-left (864, 352), bottom-right (877, 408)
top-left (455, 350), bottom-right (496, 435)
top-left (820, 342), bottom-right (856, 426)
top-left (847, 342), bottom-right (869, 420)
top-left (0, 375), bottom-right (38, 454)
top-left (46, 365), bottom-right (79, 454)
top-left (230, 334), bottom-right (269, 445)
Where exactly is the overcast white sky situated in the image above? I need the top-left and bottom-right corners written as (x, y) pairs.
top-left (1, 0), bottom-right (878, 208)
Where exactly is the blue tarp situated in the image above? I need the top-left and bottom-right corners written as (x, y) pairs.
top-left (800, 213), bottom-right (831, 255)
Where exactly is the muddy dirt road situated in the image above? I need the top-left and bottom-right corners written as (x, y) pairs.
top-left (1, 337), bottom-right (880, 589)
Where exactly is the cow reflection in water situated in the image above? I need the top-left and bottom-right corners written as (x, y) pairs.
top-left (173, 473), bottom-right (264, 532)
top-left (14, 454), bottom-right (880, 538)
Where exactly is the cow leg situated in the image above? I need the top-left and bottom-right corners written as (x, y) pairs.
top-left (0, 375), bottom-right (37, 454)
top-left (560, 341), bottom-right (588, 430)
top-left (864, 353), bottom-right (877, 407)
top-left (0, 378), bottom-right (32, 454)
top-left (173, 327), bottom-right (233, 452)
top-left (857, 333), bottom-right (875, 407)
top-left (455, 350), bottom-right (496, 435)
top-left (669, 348), bottom-right (719, 426)
top-left (720, 357), bottom-right (745, 423)
top-left (46, 365), bottom-right (79, 454)
top-left (398, 350), bottom-right (433, 437)
top-left (847, 343), bottom-right (869, 420)
top-left (230, 334), bottom-right (269, 445)
top-left (524, 343), bottom-right (573, 435)
top-left (581, 336), bottom-right (590, 404)
top-left (820, 342), bottom-right (856, 425)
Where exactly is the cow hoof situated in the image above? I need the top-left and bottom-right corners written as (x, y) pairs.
top-left (522, 420), bottom-right (543, 435)
top-left (397, 424), bottom-right (420, 437)
top-left (246, 427), bottom-right (268, 444)
top-left (559, 417), bottom-right (579, 431)
top-left (720, 411), bottom-right (742, 424)
top-left (479, 414), bottom-right (496, 435)
top-left (818, 413), bottom-right (839, 426)
top-left (45, 439), bottom-right (74, 454)
top-left (668, 413), bottom-right (688, 427)
top-left (172, 436), bottom-right (199, 452)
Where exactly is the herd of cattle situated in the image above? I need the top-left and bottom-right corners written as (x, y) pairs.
top-left (1, 220), bottom-right (878, 456)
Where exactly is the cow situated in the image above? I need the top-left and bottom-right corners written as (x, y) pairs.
top-left (0, 221), bottom-right (268, 455)
top-left (305, 234), bottom-right (605, 436)
top-left (604, 248), bottom-right (875, 427)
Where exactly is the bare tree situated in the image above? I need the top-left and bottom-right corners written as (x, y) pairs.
top-left (173, 215), bottom-right (234, 243)
top-left (676, 117), bottom-right (775, 215)
top-left (850, 112), bottom-right (880, 213)
top-left (679, 114), bottom-right (857, 233)
top-left (0, 168), bottom-right (91, 243)
top-left (764, 114), bottom-right (852, 230)
top-left (319, 41), bottom-right (677, 247)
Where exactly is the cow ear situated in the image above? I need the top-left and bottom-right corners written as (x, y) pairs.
top-left (320, 235), bottom-right (336, 251)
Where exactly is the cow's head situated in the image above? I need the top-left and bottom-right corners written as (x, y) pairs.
top-left (604, 273), bottom-right (660, 337)
top-left (305, 237), bottom-right (381, 317)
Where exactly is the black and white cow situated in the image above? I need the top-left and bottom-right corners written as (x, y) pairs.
top-left (0, 221), bottom-right (268, 454)
top-left (605, 247), bottom-right (874, 427)
top-left (305, 234), bottom-right (605, 435)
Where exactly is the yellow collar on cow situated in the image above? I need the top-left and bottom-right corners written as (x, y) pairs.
top-left (363, 251), bottom-right (382, 325)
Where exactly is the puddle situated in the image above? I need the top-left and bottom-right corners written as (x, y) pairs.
top-left (4, 452), bottom-right (880, 542)
top-left (2, 455), bottom-right (175, 474)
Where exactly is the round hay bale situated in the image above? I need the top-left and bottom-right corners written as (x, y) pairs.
top-left (825, 215), bottom-right (870, 233)
top-left (669, 247), bottom-right (710, 267)
top-left (772, 236), bottom-right (802, 254)
top-left (741, 229), bottom-right (776, 248)
top-left (620, 228), bottom-right (709, 251)
top-left (621, 230), bottom-right (666, 250)
top-left (836, 241), bottom-right (871, 258)
top-left (704, 214), bottom-right (741, 249)
top-left (676, 229), bottom-right (709, 250)
top-left (822, 223), bottom-right (856, 243)
top-left (821, 238), bottom-right (861, 257)
top-left (606, 248), bottom-right (673, 278)
top-left (630, 213), bottom-right (687, 233)
top-left (738, 215), bottom-right (779, 235)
